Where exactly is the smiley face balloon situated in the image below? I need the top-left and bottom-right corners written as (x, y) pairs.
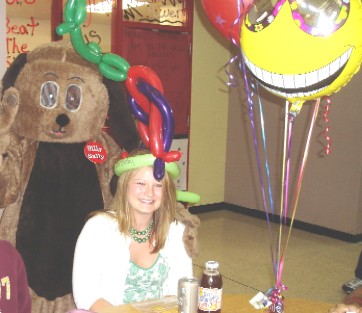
top-left (240, 0), bottom-right (362, 103)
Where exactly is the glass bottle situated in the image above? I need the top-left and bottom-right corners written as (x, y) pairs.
top-left (198, 261), bottom-right (223, 313)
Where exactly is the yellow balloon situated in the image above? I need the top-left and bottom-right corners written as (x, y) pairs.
top-left (240, 0), bottom-right (362, 103)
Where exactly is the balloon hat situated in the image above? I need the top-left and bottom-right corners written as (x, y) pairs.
top-left (57, 0), bottom-right (200, 204)
top-left (56, 0), bottom-right (179, 179)
top-left (114, 153), bottom-right (200, 204)
top-left (114, 153), bottom-right (180, 179)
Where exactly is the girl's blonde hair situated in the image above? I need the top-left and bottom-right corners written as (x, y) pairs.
top-left (93, 148), bottom-right (177, 253)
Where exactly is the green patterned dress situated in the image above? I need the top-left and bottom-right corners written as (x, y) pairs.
top-left (123, 254), bottom-right (170, 303)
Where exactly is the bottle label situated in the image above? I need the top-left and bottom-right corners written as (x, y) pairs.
top-left (198, 287), bottom-right (222, 311)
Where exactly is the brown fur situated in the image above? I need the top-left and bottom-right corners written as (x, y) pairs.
top-left (176, 203), bottom-right (200, 258)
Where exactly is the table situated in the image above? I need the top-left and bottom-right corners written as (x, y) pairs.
top-left (99, 294), bottom-right (334, 313)
top-left (220, 294), bottom-right (333, 313)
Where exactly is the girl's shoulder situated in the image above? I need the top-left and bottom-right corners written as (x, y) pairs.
top-left (84, 211), bottom-right (118, 230)
top-left (78, 212), bottom-right (126, 246)
top-left (168, 220), bottom-right (186, 237)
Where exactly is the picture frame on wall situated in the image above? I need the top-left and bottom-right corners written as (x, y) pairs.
top-left (117, 0), bottom-right (193, 31)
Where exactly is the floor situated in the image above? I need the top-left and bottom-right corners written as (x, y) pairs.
top-left (191, 210), bottom-right (362, 305)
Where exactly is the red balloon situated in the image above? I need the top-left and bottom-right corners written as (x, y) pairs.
top-left (126, 66), bottom-right (163, 114)
top-left (162, 150), bottom-right (181, 162)
top-left (201, 0), bottom-right (252, 44)
top-left (149, 103), bottom-right (164, 158)
top-left (126, 65), bottom-right (181, 165)
top-left (126, 65), bottom-right (165, 158)
top-left (137, 122), bottom-right (150, 148)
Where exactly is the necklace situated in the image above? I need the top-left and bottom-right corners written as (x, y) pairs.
top-left (129, 222), bottom-right (153, 243)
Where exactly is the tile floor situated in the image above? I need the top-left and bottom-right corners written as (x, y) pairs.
top-left (191, 209), bottom-right (362, 305)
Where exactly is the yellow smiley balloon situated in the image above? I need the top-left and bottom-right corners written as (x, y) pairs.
top-left (240, 0), bottom-right (362, 104)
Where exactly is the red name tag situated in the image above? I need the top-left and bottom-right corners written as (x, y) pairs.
top-left (84, 141), bottom-right (107, 164)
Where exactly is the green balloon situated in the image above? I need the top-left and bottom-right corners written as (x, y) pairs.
top-left (60, 0), bottom-right (134, 83)
top-left (56, 22), bottom-right (76, 36)
top-left (70, 27), bottom-right (102, 64)
top-left (99, 63), bottom-right (123, 81)
top-left (64, 0), bottom-right (77, 22)
top-left (98, 54), bottom-right (130, 81)
top-left (74, 0), bottom-right (87, 25)
top-left (103, 53), bottom-right (130, 73)
top-left (176, 191), bottom-right (201, 204)
top-left (88, 42), bottom-right (103, 55)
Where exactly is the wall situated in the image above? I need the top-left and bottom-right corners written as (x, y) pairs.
top-left (5, 0), bottom-right (112, 66)
top-left (0, 1), bottom-right (5, 77)
top-left (188, 0), bottom-right (230, 205)
top-left (225, 61), bottom-right (362, 235)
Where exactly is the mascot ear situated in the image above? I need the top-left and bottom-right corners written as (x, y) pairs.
top-left (1, 53), bottom-right (27, 96)
top-left (103, 77), bottom-right (140, 152)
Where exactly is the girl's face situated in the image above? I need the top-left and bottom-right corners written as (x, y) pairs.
top-left (127, 167), bottom-right (163, 218)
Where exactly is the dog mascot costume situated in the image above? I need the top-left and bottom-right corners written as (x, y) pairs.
top-left (0, 40), bottom-right (200, 313)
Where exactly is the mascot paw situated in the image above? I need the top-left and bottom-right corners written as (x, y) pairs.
top-left (176, 203), bottom-right (200, 258)
top-left (0, 87), bottom-right (19, 135)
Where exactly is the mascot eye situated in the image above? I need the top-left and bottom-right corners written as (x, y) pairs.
top-left (41, 81), bottom-right (58, 108)
top-left (65, 85), bottom-right (82, 111)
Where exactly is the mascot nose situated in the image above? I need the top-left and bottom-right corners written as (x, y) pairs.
top-left (56, 114), bottom-right (70, 127)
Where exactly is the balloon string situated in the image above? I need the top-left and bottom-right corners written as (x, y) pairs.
top-left (226, 55), bottom-right (241, 88)
top-left (255, 83), bottom-right (275, 216)
top-left (229, 0), bottom-right (244, 47)
top-left (322, 97), bottom-right (332, 155)
top-left (275, 102), bottom-right (287, 280)
top-left (240, 61), bottom-right (268, 215)
top-left (276, 101), bottom-right (292, 281)
top-left (277, 105), bottom-right (295, 284)
top-left (240, 60), bottom-right (272, 221)
top-left (255, 83), bottom-right (279, 279)
top-left (240, 59), bottom-right (277, 275)
top-left (283, 110), bottom-right (294, 224)
top-left (279, 101), bottom-right (289, 222)
top-left (225, 0), bottom-right (245, 87)
top-left (277, 98), bottom-right (321, 286)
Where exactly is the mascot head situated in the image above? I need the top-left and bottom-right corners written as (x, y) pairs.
top-left (240, 0), bottom-right (362, 103)
top-left (1, 40), bottom-right (139, 150)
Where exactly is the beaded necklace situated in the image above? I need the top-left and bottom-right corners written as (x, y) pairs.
top-left (129, 222), bottom-right (153, 243)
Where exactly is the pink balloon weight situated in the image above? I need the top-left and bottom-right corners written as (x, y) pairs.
top-left (201, 0), bottom-right (252, 44)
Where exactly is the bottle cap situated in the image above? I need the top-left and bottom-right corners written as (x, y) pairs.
top-left (205, 260), bottom-right (219, 269)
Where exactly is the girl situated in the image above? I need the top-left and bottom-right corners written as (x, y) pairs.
top-left (72, 149), bottom-right (198, 312)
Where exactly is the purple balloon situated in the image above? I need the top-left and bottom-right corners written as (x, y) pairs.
top-left (137, 80), bottom-right (175, 152)
top-left (128, 95), bottom-right (149, 125)
top-left (153, 157), bottom-right (165, 181)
